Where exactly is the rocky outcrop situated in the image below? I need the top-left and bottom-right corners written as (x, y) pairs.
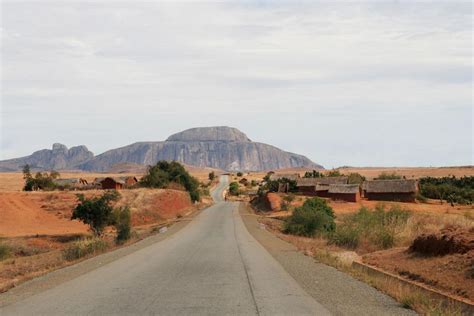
top-left (0, 143), bottom-right (94, 171)
top-left (0, 127), bottom-right (323, 172)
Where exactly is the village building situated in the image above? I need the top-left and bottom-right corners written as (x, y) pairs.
top-left (328, 184), bottom-right (360, 202)
top-left (296, 177), bottom-right (348, 197)
top-left (363, 179), bottom-right (418, 202)
top-left (98, 176), bottom-right (138, 190)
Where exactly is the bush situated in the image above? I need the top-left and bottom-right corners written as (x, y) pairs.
top-left (63, 237), bottom-right (108, 261)
top-left (140, 161), bottom-right (201, 202)
top-left (303, 170), bottom-right (324, 178)
top-left (329, 226), bottom-right (360, 249)
top-left (376, 172), bottom-right (401, 180)
top-left (71, 191), bottom-right (121, 236)
top-left (114, 206), bottom-right (131, 243)
top-left (22, 164), bottom-right (60, 191)
top-left (419, 176), bottom-right (473, 205)
top-left (329, 204), bottom-right (410, 250)
top-left (0, 242), bottom-right (11, 261)
top-left (208, 172), bottom-right (216, 181)
top-left (229, 182), bottom-right (240, 196)
top-left (347, 173), bottom-right (366, 184)
top-left (327, 169), bottom-right (342, 177)
top-left (236, 172), bottom-right (243, 177)
top-left (283, 198), bottom-right (335, 237)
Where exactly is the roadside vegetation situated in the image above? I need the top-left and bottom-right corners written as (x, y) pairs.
top-left (283, 198), bottom-right (335, 237)
top-left (140, 161), bottom-right (201, 202)
top-left (63, 237), bottom-right (108, 261)
top-left (22, 164), bottom-right (60, 191)
top-left (329, 205), bottom-right (411, 251)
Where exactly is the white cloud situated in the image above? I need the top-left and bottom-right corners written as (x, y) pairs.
top-left (1, 1), bottom-right (472, 166)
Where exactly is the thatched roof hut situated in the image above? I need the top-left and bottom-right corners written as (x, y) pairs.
top-left (328, 184), bottom-right (359, 194)
top-left (363, 179), bottom-right (418, 202)
top-left (364, 180), bottom-right (418, 193)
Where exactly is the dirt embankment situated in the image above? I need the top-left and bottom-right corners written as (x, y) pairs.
top-left (0, 189), bottom-right (197, 238)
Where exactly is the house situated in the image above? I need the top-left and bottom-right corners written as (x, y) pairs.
top-left (363, 179), bottom-right (418, 202)
top-left (94, 176), bottom-right (138, 190)
top-left (296, 177), bottom-right (349, 197)
top-left (53, 178), bottom-right (88, 189)
top-left (328, 184), bottom-right (360, 202)
top-left (100, 177), bottom-right (125, 190)
top-left (269, 173), bottom-right (300, 181)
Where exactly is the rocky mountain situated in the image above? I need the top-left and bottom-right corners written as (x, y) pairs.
top-left (0, 143), bottom-right (94, 171)
top-left (0, 127), bottom-right (323, 172)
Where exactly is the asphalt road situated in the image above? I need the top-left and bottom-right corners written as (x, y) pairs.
top-left (0, 176), bottom-right (329, 315)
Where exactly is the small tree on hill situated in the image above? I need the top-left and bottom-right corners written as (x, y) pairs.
top-left (71, 191), bottom-right (120, 236)
top-left (347, 173), bottom-right (366, 184)
top-left (208, 171), bottom-right (216, 181)
top-left (327, 169), bottom-right (343, 177)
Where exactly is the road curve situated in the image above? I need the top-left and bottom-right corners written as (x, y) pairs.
top-left (0, 176), bottom-right (329, 315)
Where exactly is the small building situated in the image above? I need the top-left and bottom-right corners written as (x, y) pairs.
top-left (100, 177), bottom-right (125, 190)
top-left (328, 184), bottom-right (360, 202)
top-left (296, 177), bottom-right (347, 197)
top-left (363, 179), bottom-right (418, 202)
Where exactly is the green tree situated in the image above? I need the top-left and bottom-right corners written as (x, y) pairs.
top-left (229, 182), bottom-right (240, 196)
top-left (236, 172), bottom-right (243, 177)
top-left (208, 171), bottom-right (216, 181)
top-left (140, 161), bottom-right (201, 202)
top-left (71, 191), bottom-right (120, 236)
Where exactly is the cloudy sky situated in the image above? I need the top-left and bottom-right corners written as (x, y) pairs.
top-left (1, 1), bottom-right (472, 168)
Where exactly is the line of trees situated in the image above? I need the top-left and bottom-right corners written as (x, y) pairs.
top-left (419, 176), bottom-right (473, 205)
top-left (22, 164), bottom-right (60, 191)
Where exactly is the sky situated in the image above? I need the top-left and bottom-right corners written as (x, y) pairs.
top-left (1, 0), bottom-right (472, 168)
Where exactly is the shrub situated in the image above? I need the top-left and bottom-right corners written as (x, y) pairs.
top-left (415, 193), bottom-right (427, 203)
top-left (236, 172), bottom-right (243, 177)
top-left (304, 170), bottom-right (324, 178)
top-left (140, 161), bottom-right (201, 202)
top-left (329, 226), bottom-right (360, 248)
top-left (283, 198), bottom-right (336, 237)
top-left (208, 171), bottom-right (216, 181)
top-left (327, 169), bottom-right (343, 177)
top-left (376, 172), bottom-right (401, 180)
top-left (22, 164), bottom-right (60, 191)
top-left (347, 173), bottom-right (366, 184)
top-left (250, 180), bottom-right (257, 187)
top-left (63, 237), bottom-right (108, 261)
top-left (229, 182), bottom-right (240, 196)
top-left (0, 242), bottom-right (11, 261)
top-left (329, 205), bottom-right (411, 250)
top-left (114, 206), bottom-right (131, 243)
top-left (71, 191), bottom-right (120, 236)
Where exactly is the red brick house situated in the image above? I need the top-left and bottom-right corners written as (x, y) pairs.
top-left (100, 177), bottom-right (125, 190)
top-left (363, 179), bottom-right (418, 202)
top-left (328, 184), bottom-right (360, 202)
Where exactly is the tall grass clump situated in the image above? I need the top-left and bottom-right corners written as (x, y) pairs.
top-left (329, 204), bottom-right (411, 251)
top-left (114, 206), bottom-right (132, 244)
top-left (0, 242), bottom-right (11, 261)
top-left (283, 197), bottom-right (336, 237)
top-left (63, 237), bottom-right (108, 261)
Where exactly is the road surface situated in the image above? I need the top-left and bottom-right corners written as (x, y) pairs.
top-left (0, 176), bottom-right (328, 315)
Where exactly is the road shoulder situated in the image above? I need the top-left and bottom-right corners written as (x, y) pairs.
top-left (239, 203), bottom-right (416, 316)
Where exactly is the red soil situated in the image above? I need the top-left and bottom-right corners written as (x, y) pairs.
top-left (0, 192), bottom-right (88, 237)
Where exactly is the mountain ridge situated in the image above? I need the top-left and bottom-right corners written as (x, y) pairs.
top-left (0, 127), bottom-right (323, 172)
